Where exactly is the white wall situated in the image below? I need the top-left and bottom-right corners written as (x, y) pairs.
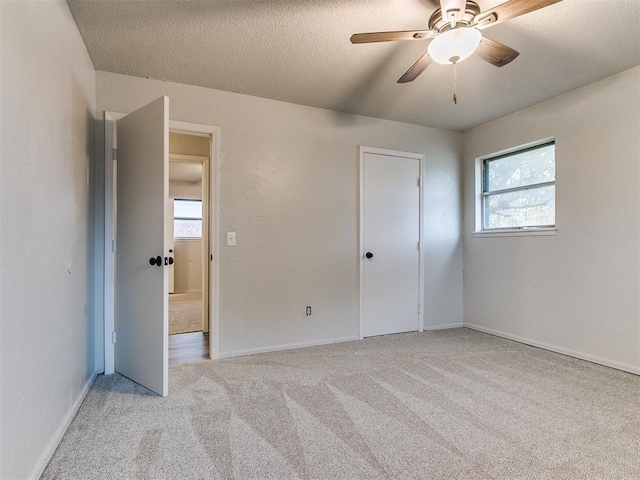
top-left (96, 71), bottom-right (463, 355)
top-left (170, 131), bottom-right (209, 157)
top-left (0, 1), bottom-right (97, 479)
top-left (173, 239), bottom-right (203, 293)
top-left (463, 66), bottom-right (640, 373)
top-left (170, 180), bottom-right (202, 199)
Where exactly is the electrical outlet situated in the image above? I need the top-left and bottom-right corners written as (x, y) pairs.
top-left (226, 231), bottom-right (236, 246)
top-left (306, 306), bottom-right (312, 316)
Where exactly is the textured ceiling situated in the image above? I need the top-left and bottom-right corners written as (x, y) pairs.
top-left (68, 0), bottom-right (640, 132)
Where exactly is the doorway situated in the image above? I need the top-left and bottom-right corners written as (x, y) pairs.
top-left (167, 133), bottom-right (211, 364)
top-left (103, 105), bottom-right (221, 387)
top-left (360, 146), bottom-right (425, 338)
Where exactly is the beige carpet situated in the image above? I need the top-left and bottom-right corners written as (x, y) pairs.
top-left (43, 328), bottom-right (640, 479)
top-left (169, 291), bottom-right (202, 335)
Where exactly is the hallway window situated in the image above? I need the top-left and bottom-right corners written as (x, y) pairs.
top-left (174, 199), bottom-right (202, 238)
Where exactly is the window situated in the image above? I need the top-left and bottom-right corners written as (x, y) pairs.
top-left (174, 199), bottom-right (202, 238)
top-left (482, 141), bottom-right (555, 231)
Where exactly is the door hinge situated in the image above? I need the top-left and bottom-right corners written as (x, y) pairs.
top-left (417, 241), bottom-right (420, 251)
top-left (112, 331), bottom-right (117, 344)
top-left (112, 240), bottom-right (117, 252)
top-left (112, 148), bottom-right (117, 161)
top-left (417, 176), bottom-right (420, 187)
top-left (418, 303), bottom-right (421, 315)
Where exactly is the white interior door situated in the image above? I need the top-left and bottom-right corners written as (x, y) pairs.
top-left (115, 96), bottom-right (169, 396)
top-left (362, 152), bottom-right (420, 337)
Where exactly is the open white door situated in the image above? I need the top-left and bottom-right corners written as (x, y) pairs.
top-left (115, 96), bottom-right (169, 396)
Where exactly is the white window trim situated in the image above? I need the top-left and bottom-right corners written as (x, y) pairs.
top-left (474, 138), bottom-right (556, 237)
top-left (473, 228), bottom-right (557, 238)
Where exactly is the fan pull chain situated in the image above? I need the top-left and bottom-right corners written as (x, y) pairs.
top-left (453, 62), bottom-right (458, 105)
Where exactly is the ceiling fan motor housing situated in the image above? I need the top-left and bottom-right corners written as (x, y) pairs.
top-left (429, 0), bottom-right (482, 32)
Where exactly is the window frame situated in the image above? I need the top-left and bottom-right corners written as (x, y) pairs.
top-left (478, 140), bottom-right (557, 235)
top-left (173, 198), bottom-right (203, 239)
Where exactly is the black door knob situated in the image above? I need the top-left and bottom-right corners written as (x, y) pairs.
top-left (165, 256), bottom-right (174, 266)
top-left (149, 255), bottom-right (162, 266)
top-left (365, 252), bottom-right (374, 259)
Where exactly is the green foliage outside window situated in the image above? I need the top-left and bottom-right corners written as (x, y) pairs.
top-left (483, 142), bottom-right (555, 230)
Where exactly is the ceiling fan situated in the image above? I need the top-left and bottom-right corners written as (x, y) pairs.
top-left (351, 0), bottom-right (562, 84)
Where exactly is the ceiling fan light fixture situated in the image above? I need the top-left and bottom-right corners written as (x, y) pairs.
top-left (428, 27), bottom-right (481, 65)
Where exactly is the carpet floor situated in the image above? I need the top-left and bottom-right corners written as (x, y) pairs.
top-left (169, 291), bottom-right (202, 335)
top-left (42, 328), bottom-right (640, 479)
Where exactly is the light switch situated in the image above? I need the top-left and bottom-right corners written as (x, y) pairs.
top-left (226, 231), bottom-right (237, 246)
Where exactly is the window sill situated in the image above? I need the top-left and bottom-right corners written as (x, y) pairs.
top-left (473, 228), bottom-right (557, 238)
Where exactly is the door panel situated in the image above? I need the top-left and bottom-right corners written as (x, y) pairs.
top-left (363, 152), bottom-right (420, 337)
top-left (116, 96), bottom-right (169, 396)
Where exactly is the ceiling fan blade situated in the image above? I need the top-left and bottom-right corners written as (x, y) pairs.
top-left (476, 36), bottom-right (520, 67)
top-left (398, 51), bottom-right (433, 83)
top-left (475, 0), bottom-right (562, 29)
top-left (350, 30), bottom-right (431, 44)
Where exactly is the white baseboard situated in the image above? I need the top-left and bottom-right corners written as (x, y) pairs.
top-left (424, 322), bottom-right (464, 331)
top-left (29, 370), bottom-right (98, 480)
top-left (219, 336), bottom-right (361, 359)
top-left (464, 323), bottom-right (640, 376)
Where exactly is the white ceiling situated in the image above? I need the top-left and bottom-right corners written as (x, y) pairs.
top-left (68, 0), bottom-right (640, 132)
